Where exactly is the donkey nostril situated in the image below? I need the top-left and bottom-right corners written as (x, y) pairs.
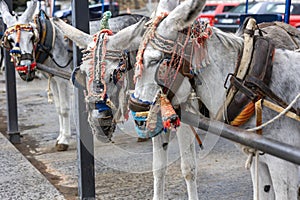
top-left (264, 185), bottom-right (271, 192)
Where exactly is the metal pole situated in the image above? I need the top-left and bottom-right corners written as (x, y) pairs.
top-left (4, 0), bottom-right (20, 144)
top-left (102, 0), bottom-right (104, 16)
top-left (284, 0), bottom-right (291, 24)
top-left (52, 0), bottom-right (56, 17)
top-left (36, 63), bottom-right (70, 80)
top-left (72, 0), bottom-right (96, 199)
top-left (181, 111), bottom-right (300, 165)
top-left (245, 0), bottom-right (249, 14)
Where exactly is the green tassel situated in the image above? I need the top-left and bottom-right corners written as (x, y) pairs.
top-left (100, 11), bottom-right (112, 30)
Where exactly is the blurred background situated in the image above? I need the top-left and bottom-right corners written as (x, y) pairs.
top-left (11, 0), bottom-right (300, 32)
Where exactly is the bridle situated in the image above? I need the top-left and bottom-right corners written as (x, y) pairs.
top-left (2, 23), bottom-right (39, 81)
top-left (130, 13), bottom-right (212, 130)
top-left (84, 30), bottom-right (134, 104)
top-left (80, 29), bottom-right (136, 138)
top-left (1, 10), bottom-right (73, 81)
top-left (135, 13), bottom-right (212, 99)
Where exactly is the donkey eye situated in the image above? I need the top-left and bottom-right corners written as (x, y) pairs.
top-left (149, 59), bottom-right (160, 65)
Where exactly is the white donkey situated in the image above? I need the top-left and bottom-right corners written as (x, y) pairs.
top-left (53, 2), bottom-right (204, 199)
top-left (0, 0), bottom-right (144, 151)
top-left (132, 0), bottom-right (300, 199)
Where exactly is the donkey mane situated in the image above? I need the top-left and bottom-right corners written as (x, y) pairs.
top-left (212, 27), bottom-right (243, 51)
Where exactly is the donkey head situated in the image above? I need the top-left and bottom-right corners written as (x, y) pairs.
top-left (53, 16), bottom-right (148, 142)
top-left (129, 0), bottom-right (207, 134)
top-left (0, 0), bottom-right (39, 81)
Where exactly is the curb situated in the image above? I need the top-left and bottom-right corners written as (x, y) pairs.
top-left (0, 132), bottom-right (65, 200)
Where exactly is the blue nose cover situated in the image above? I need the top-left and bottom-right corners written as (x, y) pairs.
top-left (131, 111), bottom-right (163, 138)
top-left (95, 101), bottom-right (111, 112)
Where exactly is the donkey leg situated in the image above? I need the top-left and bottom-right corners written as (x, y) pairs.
top-left (152, 132), bottom-right (170, 200)
top-left (267, 156), bottom-right (299, 200)
top-left (176, 124), bottom-right (198, 200)
top-left (250, 159), bottom-right (275, 200)
top-left (49, 79), bottom-right (64, 143)
top-left (55, 79), bottom-right (71, 151)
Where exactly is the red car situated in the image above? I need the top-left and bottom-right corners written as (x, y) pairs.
top-left (198, 2), bottom-right (240, 26)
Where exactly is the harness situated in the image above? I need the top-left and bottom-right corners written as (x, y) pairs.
top-left (218, 18), bottom-right (299, 127)
top-left (34, 10), bottom-right (55, 64)
top-left (34, 10), bottom-right (72, 68)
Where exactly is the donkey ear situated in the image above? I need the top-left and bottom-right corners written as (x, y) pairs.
top-left (52, 17), bottom-right (93, 49)
top-left (19, 0), bottom-right (38, 23)
top-left (162, 0), bottom-right (206, 32)
top-left (109, 17), bottom-right (149, 51)
top-left (0, 0), bottom-right (15, 26)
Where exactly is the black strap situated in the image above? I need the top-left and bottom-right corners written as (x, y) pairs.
top-left (245, 75), bottom-right (298, 113)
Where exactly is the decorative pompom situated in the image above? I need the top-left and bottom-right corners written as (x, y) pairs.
top-left (160, 95), bottom-right (180, 132)
top-left (100, 11), bottom-right (112, 30)
top-left (10, 43), bottom-right (21, 57)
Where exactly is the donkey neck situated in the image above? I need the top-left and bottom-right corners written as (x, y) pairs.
top-left (195, 30), bottom-right (243, 116)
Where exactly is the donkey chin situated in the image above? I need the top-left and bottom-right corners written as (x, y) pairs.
top-left (88, 109), bottom-right (116, 143)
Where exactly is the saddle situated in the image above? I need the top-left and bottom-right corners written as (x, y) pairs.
top-left (224, 18), bottom-right (299, 126)
top-left (226, 35), bottom-right (274, 124)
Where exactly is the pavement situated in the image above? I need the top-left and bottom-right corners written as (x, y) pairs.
top-left (0, 132), bottom-right (65, 200)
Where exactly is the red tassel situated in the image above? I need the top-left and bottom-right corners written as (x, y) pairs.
top-left (160, 95), bottom-right (180, 132)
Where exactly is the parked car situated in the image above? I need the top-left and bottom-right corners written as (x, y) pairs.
top-left (198, 2), bottom-right (240, 26)
top-left (267, 3), bottom-right (300, 29)
top-left (54, 1), bottom-right (119, 22)
top-left (214, 1), bottom-right (290, 32)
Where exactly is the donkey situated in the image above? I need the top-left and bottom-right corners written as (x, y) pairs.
top-left (0, 0), bottom-right (144, 150)
top-left (52, 6), bottom-right (204, 199)
top-left (131, 0), bottom-right (300, 199)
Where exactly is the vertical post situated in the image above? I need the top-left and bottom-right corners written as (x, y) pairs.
top-left (72, 0), bottom-right (96, 199)
top-left (102, 0), bottom-right (105, 16)
top-left (284, 0), bottom-right (291, 24)
top-left (4, 0), bottom-right (20, 144)
top-left (245, 0), bottom-right (249, 14)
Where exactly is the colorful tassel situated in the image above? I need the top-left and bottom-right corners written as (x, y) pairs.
top-left (160, 95), bottom-right (180, 132)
